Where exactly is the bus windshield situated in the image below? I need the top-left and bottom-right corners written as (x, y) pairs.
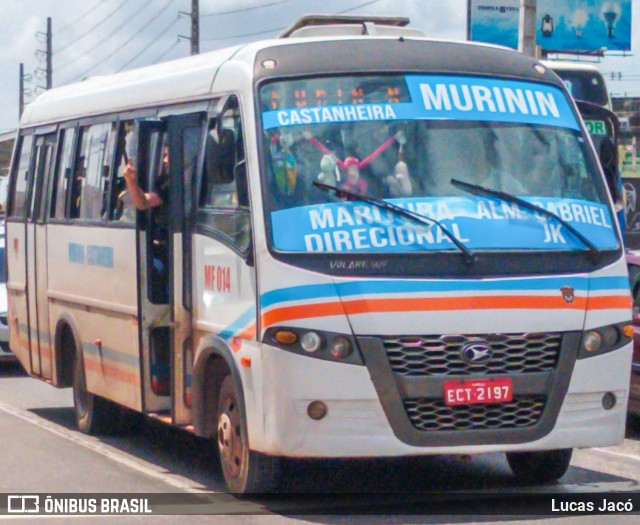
top-left (259, 74), bottom-right (618, 254)
top-left (552, 69), bottom-right (610, 107)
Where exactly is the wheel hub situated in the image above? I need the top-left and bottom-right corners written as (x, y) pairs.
top-left (218, 400), bottom-right (243, 478)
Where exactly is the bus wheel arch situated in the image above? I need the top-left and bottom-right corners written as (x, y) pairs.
top-left (53, 313), bottom-right (121, 435)
top-left (191, 337), bottom-right (280, 493)
top-left (191, 337), bottom-right (238, 438)
top-left (54, 314), bottom-right (83, 388)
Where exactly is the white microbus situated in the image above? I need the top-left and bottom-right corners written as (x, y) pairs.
top-left (6, 16), bottom-right (633, 493)
top-left (541, 61), bottom-right (612, 110)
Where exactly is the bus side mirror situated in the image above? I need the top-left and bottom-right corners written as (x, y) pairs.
top-left (575, 101), bottom-right (621, 203)
top-left (599, 136), bottom-right (619, 202)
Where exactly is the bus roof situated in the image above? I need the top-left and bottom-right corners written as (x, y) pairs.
top-left (20, 29), bottom-right (562, 129)
top-left (20, 45), bottom-right (243, 128)
top-left (540, 60), bottom-right (604, 73)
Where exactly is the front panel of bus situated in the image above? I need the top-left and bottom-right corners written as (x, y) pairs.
top-left (246, 46), bottom-right (631, 457)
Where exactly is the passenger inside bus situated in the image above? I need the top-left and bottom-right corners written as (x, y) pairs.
top-left (114, 126), bottom-right (137, 223)
top-left (122, 140), bottom-right (170, 303)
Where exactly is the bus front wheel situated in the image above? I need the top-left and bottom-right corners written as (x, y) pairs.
top-left (506, 448), bottom-right (573, 484)
top-left (216, 375), bottom-right (280, 494)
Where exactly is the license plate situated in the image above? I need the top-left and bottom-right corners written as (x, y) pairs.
top-left (444, 378), bottom-right (513, 406)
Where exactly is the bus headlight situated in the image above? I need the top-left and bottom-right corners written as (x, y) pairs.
top-left (263, 327), bottom-right (363, 365)
top-left (582, 331), bottom-right (603, 353)
top-left (329, 336), bottom-right (352, 359)
top-left (578, 322), bottom-right (631, 359)
top-left (301, 331), bottom-right (323, 353)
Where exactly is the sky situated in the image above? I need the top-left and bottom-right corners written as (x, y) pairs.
top-left (0, 0), bottom-right (638, 132)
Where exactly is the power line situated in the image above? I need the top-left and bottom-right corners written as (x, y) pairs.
top-left (201, 0), bottom-right (384, 43)
top-left (56, 0), bottom-right (134, 55)
top-left (56, 1), bottom-right (103, 34)
top-left (201, 0), bottom-right (292, 17)
top-left (152, 39), bottom-right (182, 64)
top-left (117, 16), bottom-right (180, 72)
top-left (57, 1), bottom-right (155, 72)
top-left (68, 0), bottom-right (175, 83)
top-left (201, 26), bottom-right (284, 42)
top-left (336, 0), bottom-right (381, 14)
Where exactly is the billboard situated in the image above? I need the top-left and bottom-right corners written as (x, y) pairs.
top-left (468, 0), bottom-right (632, 52)
top-left (468, 1), bottom-right (521, 50)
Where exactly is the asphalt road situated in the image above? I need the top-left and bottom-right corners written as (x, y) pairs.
top-left (1, 361), bottom-right (640, 524)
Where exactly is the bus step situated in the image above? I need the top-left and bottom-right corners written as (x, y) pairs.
top-left (147, 411), bottom-right (172, 425)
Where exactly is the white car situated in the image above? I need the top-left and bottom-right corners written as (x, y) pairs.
top-left (0, 221), bottom-right (13, 362)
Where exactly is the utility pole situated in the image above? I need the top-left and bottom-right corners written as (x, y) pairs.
top-left (46, 17), bottom-right (52, 89)
top-left (19, 63), bottom-right (24, 118)
top-left (518, 0), bottom-right (537, 58)
top-left (35, 17), bottom-right (53, 89)
top-left (179, 0), bottom-right (199, 55)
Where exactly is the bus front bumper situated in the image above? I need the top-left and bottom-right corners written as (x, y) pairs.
top-left (253, 343), bottom-right (631, 458)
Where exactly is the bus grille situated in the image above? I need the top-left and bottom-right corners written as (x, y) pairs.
top-left (383, 333), bottom-right (561, 376)
top-left (404, 397), bottom-right (545, 431)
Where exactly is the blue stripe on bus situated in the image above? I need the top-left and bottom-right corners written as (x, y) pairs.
top-left (218, 307), bottom-right (256, 341)
top-left (260, 276), bottom-right (630, 309)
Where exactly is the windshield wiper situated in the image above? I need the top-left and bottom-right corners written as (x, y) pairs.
top-left (313, 181), bottom-right (475, 265)
top-left (450, 178), bottom-right (601, 263)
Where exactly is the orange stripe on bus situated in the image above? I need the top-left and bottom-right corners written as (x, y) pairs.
top-left (84, 357), bottom-right (140, 386)
top-left (262, 301), bottom-right (346, 327)
top-left (236, 325), bottom-right (257, 340)
top-left (261, 294), bottom-right (631, 327)
top-left (586, 295), bottom-right (632, 310)
top-left (342, 295), bottom-right (588, 314)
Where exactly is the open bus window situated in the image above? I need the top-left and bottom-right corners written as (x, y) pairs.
top-left (198, 104), bottom-right (251, 254)
top-left (113, 121), bottom-right (137, 223)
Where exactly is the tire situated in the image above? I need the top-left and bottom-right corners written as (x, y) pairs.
top-left (506, 448), bottom-right (573, 484)
top-left (216, 375), bottom-right (280, 494)
top-left (72, 349), bottom-right (121, 435)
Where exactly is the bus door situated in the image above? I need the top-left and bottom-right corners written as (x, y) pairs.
top-left (7, 134), bottom-right (35, 373)
top-left (166, 112), bottom-right (205, 425)
top-left (25, 132), bottom-right (57, 379)
top-left (134, 120), bottom-right (172, 415)
top-left (136, 112), bottom-right (205, 424)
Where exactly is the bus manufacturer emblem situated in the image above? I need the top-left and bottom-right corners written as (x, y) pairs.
top-left (460, 342), bottom-right (492, 364)
top-left (560, 286), bottom-right (575, 303)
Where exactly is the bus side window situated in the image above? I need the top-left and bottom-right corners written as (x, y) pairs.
top-left (198, 104), bottom-right (251, 255)
top-left (50, 127), bottom-right (76, 219)
top-left (112, 121), bottom-right (136, 223)
top-left (28, 134), bottom-right (57, 224)
top-left (71, 123), bottom-right (116, 221)
top-left (8, 134), bottom-right (35, 219)
top-left (201, 125), bottom-right (237, 207)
